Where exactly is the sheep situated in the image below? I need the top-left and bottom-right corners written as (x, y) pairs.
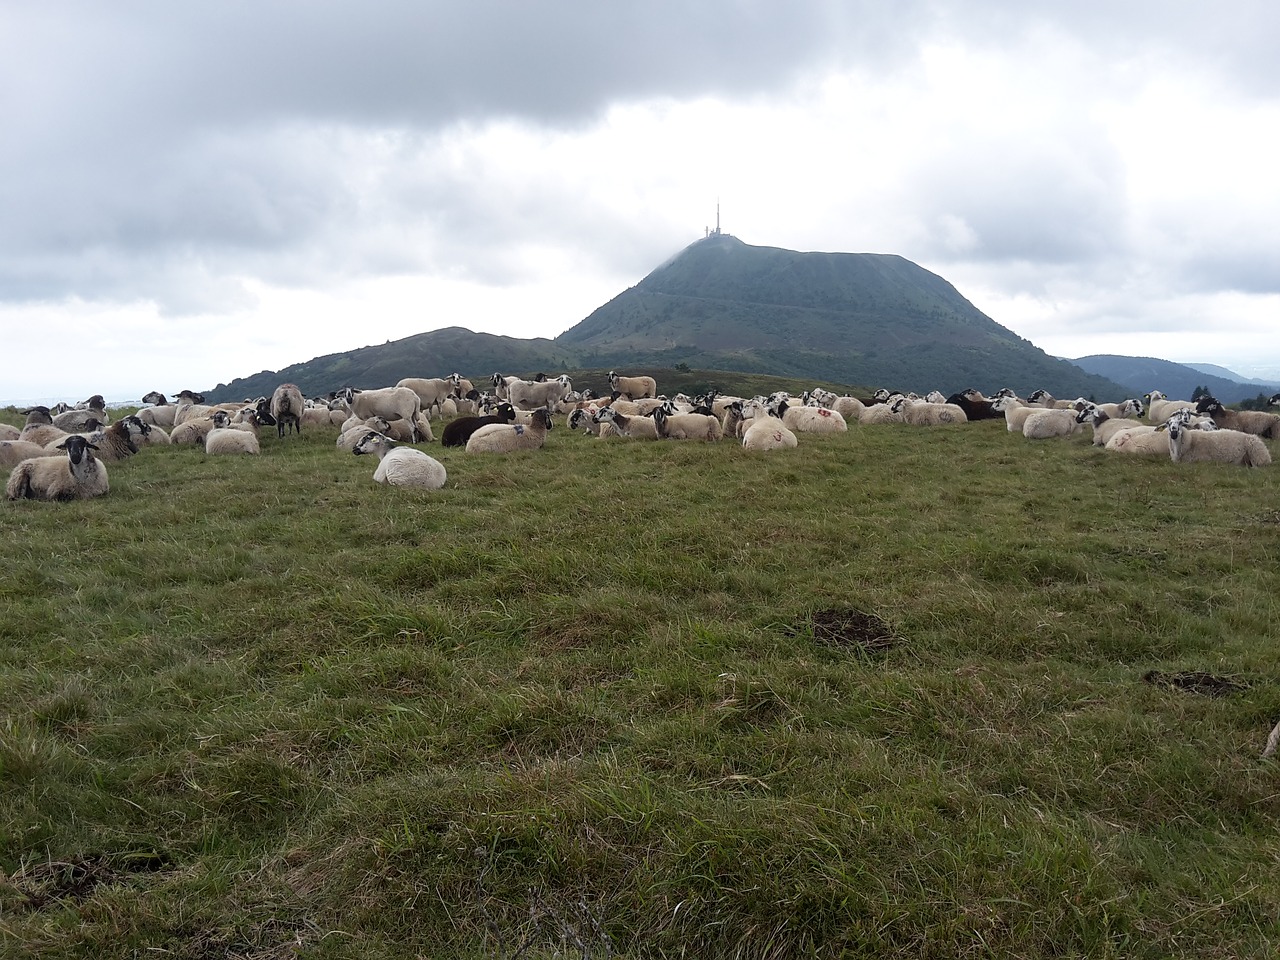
top-left (442, 403), bottom-right (517, 447)
top-left (1144, 390), bottom-right (1197, 423)
top-left (890, 397), bottom-right (968, 426)
top-left (337, 417), bottom-right (391, 451)
top-left (501, 375), bottom-right (573, 411)
top-left (1105, 426), bottom-right (1170, 457)
top-left (352, 431), bottom-right (447, 489)
top-left (137, 391), bottom-right (183, 428)
top-left (652, 407), bottom-right (722, 441)
top-left (300, 404), bottom-right (347, 429)
top-left (18, 407), bottom-right (80, 448)
top-left (466, 407), bottom-right (554, 453)
top-left (52, 401), bottom-right (109, 432)
top-left (169, 414), bottom-right (222, 445)
top-left (1165, 411), bottom-right (1272, 467)
top-left (945, 389), bottom-right (1002, 421)
top-left (335, 386), bottom-right (425, 441)
top-left (1084, 408), bottom-right (1147, 448)
top-left (608, 371), bottom-right (657, 400)
top-left (136, 424), bottom-right (171, 446)
top-left (992, 395), bottom-right (1039, 433)
top-left (397, 374), bottom-right (460, 418)
top-left (1025, 389), bottom-right (1077, 410)
top-left (859, 401), bottom-right (905, 425)
top-left (594, 406), bottom-right (660, 440)
top-left (1270, 392), bottom-right (1280, 407)
top-left (1195, 397), bottom-right (1280, 440)
top-left (1022, 407), bottom-right (1084, 440)
top-left (0, 424), bottom-right (18, 442)
top-left (6, 435), bottom-right (109, 501)
top-left (742, 415), bottom-right (798, 451)
top-left (1, 440), bottom-right (61, 469)
top-left (268, 383), bottom-right (305, 438)
top-left (205, 425), bottom-right (261, 455)
top-left (769, 399), bottom-right (848, 434)
top-left (53, 416), bottom-right (150, 462)
top-left (1094, 398), bottom-right (1145, 420)
top-left (566, 408), bottom-right (617, 438)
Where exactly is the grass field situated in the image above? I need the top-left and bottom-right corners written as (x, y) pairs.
top-left (2, 401), bottom-right (1279, 958)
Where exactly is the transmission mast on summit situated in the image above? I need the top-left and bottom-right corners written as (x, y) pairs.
top-left (705, 202), bottom-right (724, 238)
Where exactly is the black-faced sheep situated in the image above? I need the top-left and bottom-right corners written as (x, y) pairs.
top-left (352, 432), bottom-right (447, 488)
top-left (6, 435), bottom-right (109, 501)
top-left (1195, 398), bottom-right (1280, 440)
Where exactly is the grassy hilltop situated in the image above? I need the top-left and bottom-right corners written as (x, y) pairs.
top-left (2, 401), bottom-right (1279, 958)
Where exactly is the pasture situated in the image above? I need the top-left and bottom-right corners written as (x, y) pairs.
top-left (2, 402), bottom-right (1279, 958)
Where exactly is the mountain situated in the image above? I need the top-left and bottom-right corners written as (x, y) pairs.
top-left (555, 235), bottom-right (1124, 398)
top-left (205, 235), bottom-right (1128, 403)
top-left (1183, 363), bottom-right (1280, 390)
top-left (1068, 355), bottom-right (1279, 405)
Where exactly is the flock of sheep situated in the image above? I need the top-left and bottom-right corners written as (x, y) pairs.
top-left (4, 375), bottom-right (1280, 501)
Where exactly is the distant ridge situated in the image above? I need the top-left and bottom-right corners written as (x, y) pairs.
top-left (205, 235), bottom-right (1129, 403)
top-left (1068, 354), bottom-right (1279, 405)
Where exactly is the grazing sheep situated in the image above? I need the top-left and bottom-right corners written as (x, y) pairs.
top-left (652, 407), bottom-right (722, 441)
top-left (594, 406), bottom-right (660, 440)
top-left (442, 403), bottom-right (517, 447)
top-left (352, 432), bottom-right (447, 489)
top-left (770, 399), bottom-right (848, 434)
top-left (1, 440), bottom-right (61, 469)
top-left (1195, 398), bottom-right (1280, 440)
top-left (742, 415), bottom-right (798, 451)
top-left (1166, 411), bottom-right (1272, 467)
top-left (608, 371), bottom-right (658, 400)
top-left (335, 386), bottom-right (425, 441)
top-left (1022, 408), bottom-right (1084, 440)
top-left (6, 435), bottom-right (109, 501)
top-left (466, 407), bottom-right (554, 453)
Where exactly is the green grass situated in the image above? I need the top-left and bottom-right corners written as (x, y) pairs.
top-left (2, 406), bottom-right (1279, 958)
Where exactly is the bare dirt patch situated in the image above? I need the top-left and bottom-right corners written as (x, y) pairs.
top-left (799, 607), bottom-right (899, 653)
top-left (1142, 670), bottom-right (1250, 698)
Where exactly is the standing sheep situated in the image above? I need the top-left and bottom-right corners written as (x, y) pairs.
top-left (335, 387), bottom-right (425, 442)
top-left (608, 371), bottom-right (658, 400)
top-left (352, 432), bottom-right (448, 488)
top-left (270, 383), bottom-right (305, 439)
top-left (6, 435), bottom-right (109, 501)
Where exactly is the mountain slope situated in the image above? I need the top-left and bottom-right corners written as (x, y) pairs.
top-left (1068, 355), bottom-right (1277, 405)
top-left (556, 235), bottom-right (1124, 397)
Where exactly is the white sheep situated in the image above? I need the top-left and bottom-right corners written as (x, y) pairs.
top-left (652, 407), bottom-right (722, 441)
top-left (6, 435), bottom-right (109, 501)
top-left (992, 395), bottom-right (1039, 433)
top-left (594, 406), bottom-right (659, 440)
top-left (742, 415), bottom-right (798, 451)
top-left (1093, 398), bottom-right (1144, 420)
top-left (1022, 408), bottom-right (1084, 440)
top-left (466, 407), bottom-right (554, 453)
top-left (1084, 409), bottom-right (1146, 448)
top-left (770, 399), bottom-right (848, 434)
top-left (502, 375), bottom-right (574, 411)
top-left (337, 417), bottom-right (392, 450)
top-left (1, 440), bottom-right (61, 469)
top-left (608, 371), bottom-right (657, 400)
top-left (859, 402), bottom-right (905, 425)
top-left (1166, 412), bottom-right (1272, 467)
top-left (397, 374), bottom-right (460, 417)
top-left (206, 426), bottom-right (261, 455)
top-left (890, 397), bottom-right (968, 426)
top-left (335, 386), bottom-right (425, 441)
top-left (1196, 398), bottom-right (1280, 440)
top-left (0, 424), bottom-right (18, 442)
top-left (352, 432), bottom-right (447, 488)
top-left (1144, 390), bottom-right (1198, 423)
top-left (567, 408), bottom-right (617, 438)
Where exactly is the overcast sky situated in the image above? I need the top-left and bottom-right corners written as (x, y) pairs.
top-left (3, 1), bottom-right (1278, 404)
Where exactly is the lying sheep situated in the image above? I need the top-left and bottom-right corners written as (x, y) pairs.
top-left (337, 417), bottom-right (392, 451)
top-left (54, 415), bottom-right (150, 462)
top-left (52, 401), bottom-right (109, 432)
top-left (992, 395), bottom-right (1038, 433)
top-left (442, 403), bottom-right (517, 447)
top-left (6, 435), bottom-right (109, 501)
top-left (1085, 409), bottom-right (1146, 447)
top-left (169, 413), bottom-right (222, 445)
top-left (206, 426), bottom-right (261, 455)
top-left (770, 399), bottom-right (848, 434)
top-left (567, 408), bottom-right (617, 438)
top-left (1144, 390), bottom-right (1197, 423)
top-left (1022, 408), bottom-right (1084, 440)
top-left (742, 415), bottom-right (798, 451)
top-left (1167, 411), bottom-right (1272, 467)
top-left (652, 407), bottom-right (722, 441)
top-left (1196, 398), bottom-right (1280, 439)
top-left (18, 407), bottom-right (79, 448)
top-left (890, 397), bottom-right (968, 425)
top-left (594, 406), bottom-right (659, 440)
top-left (1, 440), bottom-right (61, 469)
top-left (352, 432), bottom-right (447, 488)
top-left (466, 407), bottom-right (554, 453)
